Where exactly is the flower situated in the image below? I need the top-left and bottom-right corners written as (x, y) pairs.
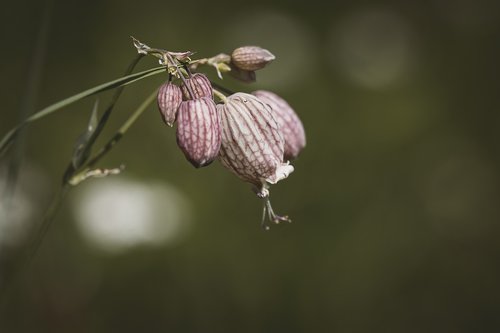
top-left (217, 93), bottom-right (293, 185)
top-left (176, 97), bottom-right (221, 168)
top-left (181, 73), bottom-right (213, 100)
top-left (231, 46), bottom-right (275, 71)
top-left (217, 93), bottom-right (294, 229)
top-left (157, 82), bottom-right (182, 127)
top-left (252, 90), bottom-right (306, 160)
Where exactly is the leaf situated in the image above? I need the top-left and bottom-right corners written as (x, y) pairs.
top-left (85, 89), bottom-right (158, 169)
top-left (0, 65), bottom-right (166, 157)
top-left (71, 99), bottom-right (99, 169)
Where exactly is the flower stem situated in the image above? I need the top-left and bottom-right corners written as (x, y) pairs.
top-left (62, 54), bottom-right (145, 182)
top-left (0, 65), bottom-right (166, 158)
top-left (166, 53), bottom-right (195, 99)
top-left (213, 89), bottom-right (227, 102)
top-left (210, 81), bottom-right (235, 95)
top-left (85, 89), bottom-right (158, 170)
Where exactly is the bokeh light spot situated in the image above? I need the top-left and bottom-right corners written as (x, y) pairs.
top-left (72, 178), bottom-right (191, 253)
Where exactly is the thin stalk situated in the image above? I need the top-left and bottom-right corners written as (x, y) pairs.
top-left (63, 54), bottom-right (145, 182)
top-left (28, 185), bottom-right (70, 260)
top-left (0, 90), bottom-right (158, 306)
top-left (85, 90), bottom-right (158, 169)
top-left (31, 90), bottom-right (157, 257)
top-left (166, 53), bottom-right (195, 99)
top-left (92, 54), bottom-right (144, 137)
top-left (2, 0), bottom-right (53, 221)
top-left (213, 89), bottom-right (227, 102)
top-left (210, 81), bottom-right (235, 95)
top-left (0, 65), bottom-right (166, 157)
top-left (0, 184), bottom-right (69, 311)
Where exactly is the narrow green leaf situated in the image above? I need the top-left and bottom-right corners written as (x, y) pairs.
top-left (72, 99), bottom-right (99, 169)
top-left (26, 66), bottom-right (165, 122)
top-left (0, 65), bottom-right (166, 157)
top-left (85, 89), bottom-right (158, 170)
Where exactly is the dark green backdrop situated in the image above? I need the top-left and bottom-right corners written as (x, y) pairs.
top-left (1, 0), bottom-right (499, 332)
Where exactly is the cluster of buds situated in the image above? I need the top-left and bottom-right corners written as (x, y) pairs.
top-left (158, 73), bottom-right (221, 168)
top-left (139, 38), bottom-right (306, 229)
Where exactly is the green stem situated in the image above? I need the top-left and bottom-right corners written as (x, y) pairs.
top-left (2, 0), bottom-right (53, 213)
top-left (213, 89), bottom-right (227, 102)
top-left (0, 90), bottom-right (158, 305)
top-left (166, 53), bottom-right (195, 99)
top-left (0, 183), bottom-right (69, 310)
top-left (0, 65), bottom-right (166, 157)
top-left (63, 54), bottom-right (144, 182)
top-left (28, 185), bottom-right (70, 260)
top-left (85, 89), bottom-right (158, 170)
top-left (210, 81), bottom-right (235, 95)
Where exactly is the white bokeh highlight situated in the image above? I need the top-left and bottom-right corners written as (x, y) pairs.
top-left (0, 163), bottom-right (48, 249)
top-left (0, 186), bottom-right (33, 248)
top-left (72, 178), bottom-right (191, 253)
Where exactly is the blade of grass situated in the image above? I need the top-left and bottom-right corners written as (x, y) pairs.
top-left (2, 0), bottom-right (53, 212)
top-left (0, 90), bottom-right (159, 309)
top-left (85, 89), bottom-right (158, 170)
top-left (69, 54), bottom-right (144, 170)
top-left (64, 54), bottom-right (145, 181)
top-left (0, 65), bottom-right (166, 157)
top-left (68, 89), bottom-right (158, 185)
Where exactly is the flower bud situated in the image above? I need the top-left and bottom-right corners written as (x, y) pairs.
top-left (252, 90), bottom-right (306, 160)
top-left (176, 97), bottom-right (221, 168)
top-left (217, 93), bottom-right (293, 186)
top-left (181, 73), bottom-right (213, 100)
top-left (157, 82), bottom-right (182, 126)
top-left (231, 46), bottom-right (275, 71)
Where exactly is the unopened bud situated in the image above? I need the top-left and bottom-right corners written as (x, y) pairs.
top-left (217, 93), bottom-right (293, 186)
top-left (231, 46), bottom-right (275, 71)
top-left (252, 90), bottom-right (306, 160)
top-left (181, 73), bottom-right (213, 100)
top-left (176, 97), bottom-right (221, 168)
top-left (157, 82), bottom-right (182, 126)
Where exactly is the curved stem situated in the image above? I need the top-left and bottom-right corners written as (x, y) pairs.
top-left (0, 184), bottom-right (70, 309)
top-left (0, 65), bottom-right (166, 157)
top-left (63, 54), bottom-right (144, 182)
top-left (213, 89), bottom-right (227, 102)
top-left (28, 185), bottom-right (70, 260)
top-left (183, 64), bottom-right (192, 76)
top-left (210, 81), bottom-right (235, 95)
top-left (166, 53), bottom-right (195, 99)
top-left (85, 89), bottom-right (158, 170)
top-left (2, 0), bottom-right (53, 220)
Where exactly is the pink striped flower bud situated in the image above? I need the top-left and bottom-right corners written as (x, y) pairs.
top-left (157, 82), bottom-right (182, 127)
top-left (252, 90), bottom-right (306, 160)
top-left (181, 73), bottom-right (213, 100)
top-left (176, 97), bottom-right (221, 168)
top-left (217, 93), bottom-right (293, 186)
top-left (231, 46), bottom-right (275, 71)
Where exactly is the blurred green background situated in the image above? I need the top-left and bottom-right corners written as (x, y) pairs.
top-left (1, 0), bottom-right (500, 332)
